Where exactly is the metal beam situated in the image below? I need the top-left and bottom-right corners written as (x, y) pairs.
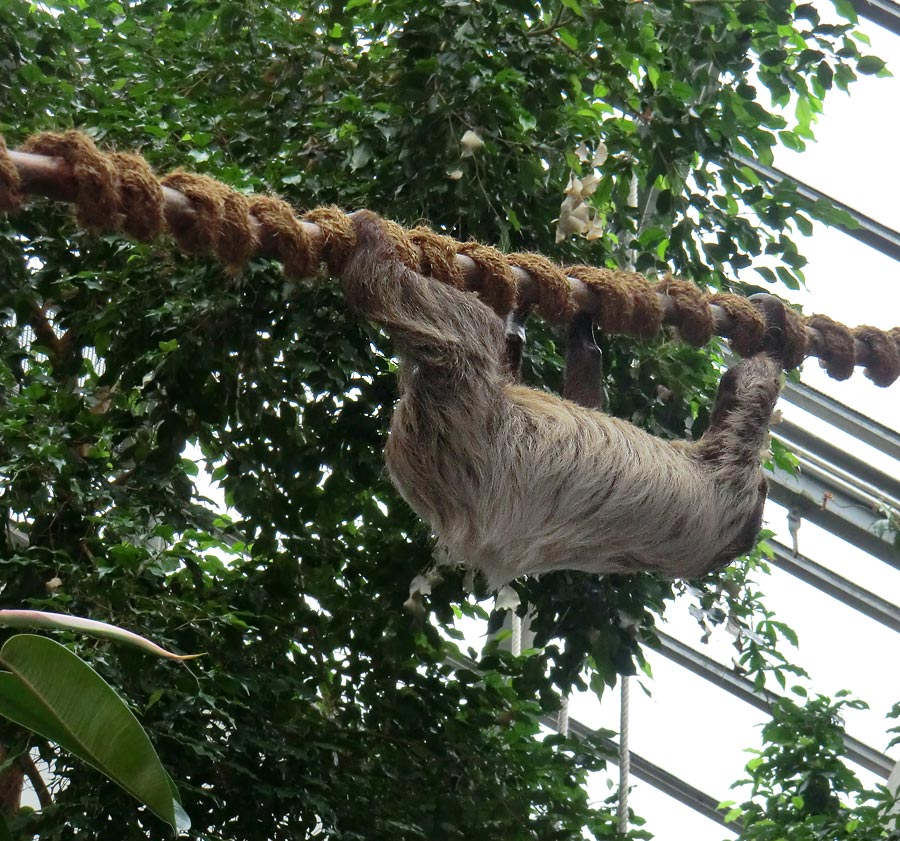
top-left (766, 458), bottom-right (899, 570)
top-left (767, 407), bottom-right (900, 569)
top-left (623, 745), bottom-right (738, 832)
top-left (780, 381), bottom-right (900, 464)
top-left (655, 632), bottom-right (895, 779)
top-left (552, 715), bottom-right (740, 833)
top-left (734, 155), bottom-right (900, 263)
top-left (773, 419), bottom-right (900, 506)
top-left (851, 0), bottom-right (900, 36)
top-left (770, 539), bottom-right (900, 634)
top-left (447, 654), bottom-right (737, 830)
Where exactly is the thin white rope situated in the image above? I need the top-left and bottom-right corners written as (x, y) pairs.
top-left (626, 173), bottom-right (640, 272)
top-left (557, 693), bottom-right (570, 737)
top-left (511, 612), bottom-right (522, 657)
top-left (617, 676), bottom-right (631, 833)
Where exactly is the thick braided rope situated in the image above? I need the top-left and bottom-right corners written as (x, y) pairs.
top-left (20, 132), bottom-right (120, 232)
top-left (658, 276), bottom-right (715, 347)
top-left (707, 292), bottom-right (766, 357)
top-left (2, 130), bottom-right (899, 386)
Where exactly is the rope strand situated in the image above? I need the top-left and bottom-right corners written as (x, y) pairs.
top-left (557, 693), bottom-right (570, 738)
top-left (618, 676), bottom-right (631, 834)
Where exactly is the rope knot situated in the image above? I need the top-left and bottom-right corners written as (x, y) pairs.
top-left (749, 294), bottom-right (809, 370)
top-left (408, 226), bottom-right (466, 290)
top-left (707, 292), bottom-right (766, 357)
top-left (22, 131), bottom-right (120, 233)
top-left (806, 313), bottom-right (855, 381)
top-left (249, 195), bottom-right (319, 279)
top-left (302, 206), bottom-right (356, 275)
top-left (0, 135), bottom-right (24, 213)
top-left (509, 252), bottom-right (575, 322)
top-left (160, 170), bottom-right (258, 275)
top-left (455, 241), bottom-right (516, 316)
top-left (658, 277), bottom-right (715, 347)
top-left (564, 266), bottom-right (634, 334)
top-left (853, 325), bottom-right (900, 387)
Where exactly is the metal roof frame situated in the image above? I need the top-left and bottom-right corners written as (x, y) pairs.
top-left (781, 381), bottom-right (900, 463)
top-left (852, 0), bottom-right (900, 35)
top-left (555, 713), bottom-right (741, 833)
top-left (655, 632), bottom-right (894, 779)
top-left (734, 155), bottom-right (900, 263)
top-left (766, 451), bottom-right (899, 569)
top-left (446, 652), bottom-right (741, 832)
top-left (770, 539), bottom-right (900, 634)
top-left (774, 418), bottom-right (900, 504)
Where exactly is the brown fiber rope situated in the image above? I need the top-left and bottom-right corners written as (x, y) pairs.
top-left (2, 130), bottom-right (899, 386)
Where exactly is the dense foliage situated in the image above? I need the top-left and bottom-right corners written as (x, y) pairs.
top-left (724, 695), bottom-right (900, 840)
top-left (0, 0), bottom-right (894, 838)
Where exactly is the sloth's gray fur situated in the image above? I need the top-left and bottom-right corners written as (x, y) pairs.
top-left (341, 211), bottom-right (782, 587)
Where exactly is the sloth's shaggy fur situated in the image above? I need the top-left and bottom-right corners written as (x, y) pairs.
top-left (341, 211), bottom-right (782, 587)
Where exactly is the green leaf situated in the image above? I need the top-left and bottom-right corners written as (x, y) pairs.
top-left (724, 806), bottom-right (743, 823)
top-left (779, 131), bottom-right (805, 152)
top-left (816, 61), bottom-right (834, 90)
top-left (833, 0), bottom-right (858, 23)
top-left (795, 96), bottom-right (813, 129)
top-left (560, 0), bottom-right (583, 16)
top-left (0, 671), bottom-right (89, 764)
top-left (93, 330), bottom-right (111, 356)
top-left (350, 144), bottom-right (372, 171)
top-left (558, 27), bottom-right (578, 51)
top-left (857, 56), bottom-right (886, 75)
top-left (760, 49), bottom-right (787, 66)
top-left (0, 635), bottom-right (186, 832)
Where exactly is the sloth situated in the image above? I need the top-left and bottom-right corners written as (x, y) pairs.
top-left (340, 211), bottom-right (782, 588)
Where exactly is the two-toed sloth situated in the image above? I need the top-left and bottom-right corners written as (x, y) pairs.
top-left (341, 211), bottom-right (782, 588)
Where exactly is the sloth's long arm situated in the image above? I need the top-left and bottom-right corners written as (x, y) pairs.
top-left (341, 210), bottom-right (506, 395)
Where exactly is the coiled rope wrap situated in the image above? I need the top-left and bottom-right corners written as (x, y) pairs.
top-left (2, 130), bottom-right (899, 386)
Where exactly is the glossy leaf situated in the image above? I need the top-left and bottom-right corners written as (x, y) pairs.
top-left (0, 635), bottom-right (185, 833)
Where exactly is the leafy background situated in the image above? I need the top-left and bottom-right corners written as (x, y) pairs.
top-left (0, 1), bottom-right (895, 838)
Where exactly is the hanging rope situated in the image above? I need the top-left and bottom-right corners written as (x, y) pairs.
top-left (618, 676), bottom-right (631, 834)
top-left (557, 693), bottom-right (570, 738)
top-left (2, 130), bottom-right (899, 385)
top-left (511, 613), bottom-right (522, 658)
